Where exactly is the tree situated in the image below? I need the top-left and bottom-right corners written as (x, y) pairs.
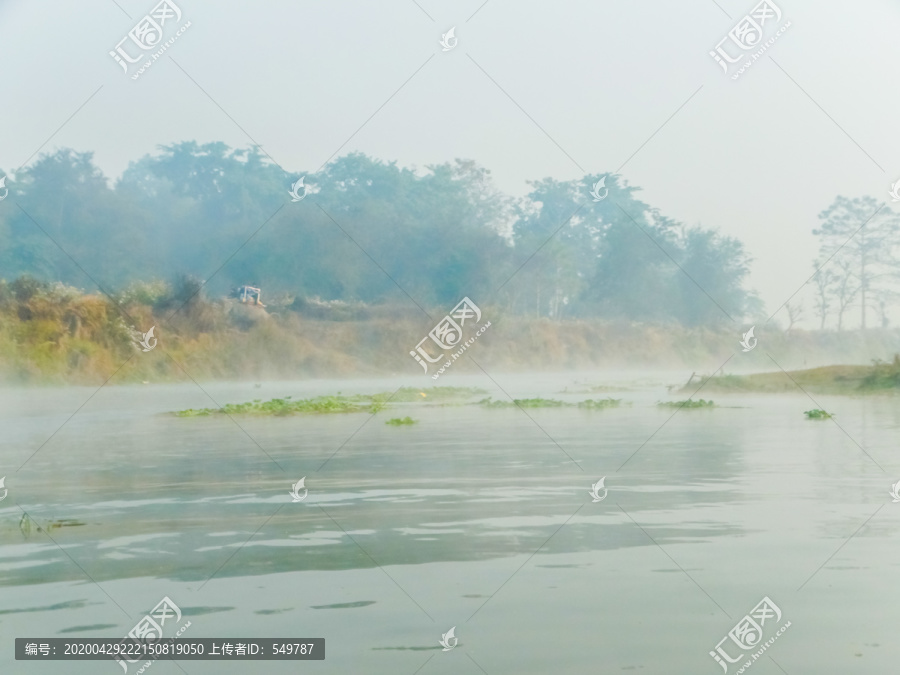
top-left (674, 225), bottom-right (757, 326)
top-left (2, 144), bottom-right (760, 328)
top-left (7, 149), bottom-right (140, 290)
top-left (811, 264), bottom-right (836, 330)
top-left (509, 177), bottom-right (588, 319)
top-left (784, 300), bottom-right (803, 332)
top-left (832, 258), bottom-right (860, 331)
top-left (814, 196), bottom-right (900, 329)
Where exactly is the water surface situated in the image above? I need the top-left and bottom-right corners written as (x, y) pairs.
top-left (1, 373), bottom-right (897, 673)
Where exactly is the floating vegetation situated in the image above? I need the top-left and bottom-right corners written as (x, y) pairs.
top-left (576, 398), bottom-right (623, 409)
top-left (479, 397), bottom-right (621, 409)
top-left (175, 408), bottom-right (213, 417)
top-left (174, 386), bottom-right (489, 417)
top-left (175, 394), bottom-right (384, 417)
top-left (507, 398), bottom-right (566, 408)
top-left (658, 399), bottom-right (715, 409)
top-left (803, 409), bottom-right (833, 419)
top-left (478, 397), bottom-right (566, 408)
top-left (478, 397), bottom-right (511, 408)
top-left (385, 416), bottom-right (417, 426)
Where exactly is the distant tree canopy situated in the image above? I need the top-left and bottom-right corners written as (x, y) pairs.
top-left (0, 144), bottom-right (759, 325)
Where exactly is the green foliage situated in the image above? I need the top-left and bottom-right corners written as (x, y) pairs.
top-left (385, 416), bottom-right (417, 425)
top-left (0, 277), bottom-right (134, 381)
top-left (693, 361), bottom-right (900, 395)
top-left (174, 389), bottom-right (486, 416)
top-left (175, 394), bottom-right (383, 416)
top-left (859, 354), bottom-right (900, 390)
top-left (1, 145), bottom-right (757, 325)
top-left (576, 398), bottom-right (622, 409)
top-left (479, 397), bottom-right (565, 408)
top-left (658, 399), bottom-right (715, 408)
top-left (173, 408), bottom-right (212, 417)
top-left (117, 279), bottom-right (172, 308)
top-left (803, 409), bottom-right (833, 419)
top-left (479, 397), bottom-right (620, 409)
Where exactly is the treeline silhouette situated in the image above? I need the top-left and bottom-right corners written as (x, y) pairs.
top-left (0, 143), bottom-right (759, 325)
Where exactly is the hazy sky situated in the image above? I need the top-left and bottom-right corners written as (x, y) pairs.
top-left (2, 0), bottom-right (899, 326)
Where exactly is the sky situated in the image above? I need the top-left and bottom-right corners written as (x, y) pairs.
top-left (1, 0), bottom-right (899, 326)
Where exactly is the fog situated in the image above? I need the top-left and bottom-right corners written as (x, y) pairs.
top-left (2, 0), bottom-right (900, 322)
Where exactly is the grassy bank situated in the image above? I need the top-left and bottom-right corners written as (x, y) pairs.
top-left (4, 277), bottom-right (900, 384)
top-left (682, 357), bottom-right (900, 395)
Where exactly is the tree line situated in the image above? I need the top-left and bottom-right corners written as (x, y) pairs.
top-left (3, 141), bottom-right (852, 328)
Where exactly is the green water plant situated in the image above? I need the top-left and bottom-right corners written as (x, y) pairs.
top-left (509, 398), bottom-right (566, 408)
top-left (803, 409), bottom-right (833, 419)
top-left (174, 408), bottom-right (213, 417)
top-left (478, 397), bottom-right (567, 408)
top-left (176, 389), bottom-right (621, 417)
top-left (385, 416), bottom-right (417, 425)
top-left (658, 399), bottom-right (715, 409)
top-left (175, 394), bottom-right (381, 417)
top-left (577, 398), bottom-right (622, 409)
top-left (478, 397), bottom-right (621, 409)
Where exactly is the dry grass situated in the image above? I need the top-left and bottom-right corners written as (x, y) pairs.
top-left (3, 277), bottom-right (900, 384)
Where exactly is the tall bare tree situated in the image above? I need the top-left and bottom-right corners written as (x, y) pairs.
top-left (784, 300), bottom-right (804, 332)
top-left (811, 264), bottom-right (836, 329)
top-left (814, 197), bottom-right (900, 329)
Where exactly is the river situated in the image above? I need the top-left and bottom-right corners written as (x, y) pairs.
top-left (1, 372), bottom-right (897, 673)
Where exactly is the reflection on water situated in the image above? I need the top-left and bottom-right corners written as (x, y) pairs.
top-left (0, 373), bottom-right (898, 673)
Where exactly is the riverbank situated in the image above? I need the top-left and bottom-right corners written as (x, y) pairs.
top-left (3, 278), bottom-right (900, 384)
top-left (680, 358), bottom-right (900, 395)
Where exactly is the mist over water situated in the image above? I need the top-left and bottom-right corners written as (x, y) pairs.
top-left (1, 374), bottom-right (897, 673)
top-left (3, 1), bottom-right (900, 672)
